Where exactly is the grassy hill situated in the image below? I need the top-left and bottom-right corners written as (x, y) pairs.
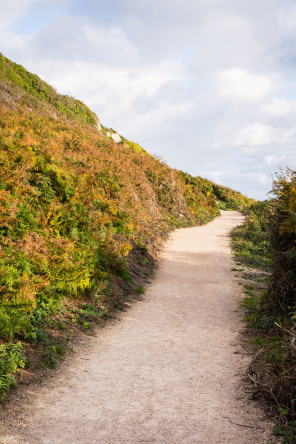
top-left (0, 53), bottom-right (254, 398)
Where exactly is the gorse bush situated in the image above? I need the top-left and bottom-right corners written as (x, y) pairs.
top-left (268, 168), bottom-right (296, 315)
top-left (266, 169), bottom-right (296, 440)
top-left (231, 168), bottom-right (296, 442)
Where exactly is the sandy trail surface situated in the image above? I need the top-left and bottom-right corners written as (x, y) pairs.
top-left (1, 211), bottom-right (274, 444)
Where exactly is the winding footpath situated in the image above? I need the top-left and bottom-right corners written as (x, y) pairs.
top-left (1, 211), bottom-right (274, 443)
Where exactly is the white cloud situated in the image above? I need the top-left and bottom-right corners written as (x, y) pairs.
top-left (246, 172), bottom-right (269, 185)
top-left (278, 2), bottom-right (296, 38)
top-left (0, 0), bottom-right (31, 28)
top-left (213, 123), bottom-right (278, 149)
top-left (241, 147), bottom-right (258, 155)
top-left (1, 0), bottom-right (296, 200)
top-left (264, 154), bottom-right (285, 165)
top-left (234, 123), bottom-right (277, 147)
top-left (261, 97), bottom-right (296, 116)
top-left (217, 68), bottom-right (277, 104)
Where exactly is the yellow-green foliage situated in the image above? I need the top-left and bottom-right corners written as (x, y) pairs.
top-left (0, 342), bottom-right (26, 398)
top-left (125, 139), bottom-right (148, 154)
top-left (268, 168), bottom-right (296, 313)
top-left (231, 200), bottom-right (272, 269)
top-left (212, 183), bottom-right (255, 211)
top-left (178, 172), bottom-right (220, 222)
top-left (272, 168), bottom-right (296, 235)
top-left (267, 169), bottom-right (296, 439)
top-left (0, 53), bottom-right (97, 126)
top-left (231, 170), bottom-right (296, 436)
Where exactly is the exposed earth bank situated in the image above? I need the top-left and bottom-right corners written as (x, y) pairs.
top-left (1, 211), bottom-right (274, 443)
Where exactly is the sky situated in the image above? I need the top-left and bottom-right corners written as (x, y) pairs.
top-left (1, 0), bottom-right (296, 200)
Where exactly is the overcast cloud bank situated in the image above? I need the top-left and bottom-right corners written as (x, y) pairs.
top-left (1, 0), bottom-right (296, 199)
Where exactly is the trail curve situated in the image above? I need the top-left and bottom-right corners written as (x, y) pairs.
top-left (1, 211), bottom-right (274, 443)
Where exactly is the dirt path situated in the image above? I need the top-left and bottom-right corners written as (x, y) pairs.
top-left (1, 211), bottom-right (274, 444)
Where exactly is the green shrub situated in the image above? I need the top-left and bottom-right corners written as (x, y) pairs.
top-left (0, 342), bottom-right (26, 398)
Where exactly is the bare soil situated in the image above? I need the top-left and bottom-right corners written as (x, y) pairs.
top-left (1, 211), bottom-right (275, 443)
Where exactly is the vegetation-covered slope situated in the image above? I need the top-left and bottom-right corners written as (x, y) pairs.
top-left (0, 53), bottom-right (97, 126)
top-left (0, 53), bottom-right (253, 398)
top-left (212, 182), bottom-right (254, 211)
top-left (231, 169), bottom-right (296, 443)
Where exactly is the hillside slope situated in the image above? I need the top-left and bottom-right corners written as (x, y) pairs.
top-left (0, 53), bottom-right (254, 398)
